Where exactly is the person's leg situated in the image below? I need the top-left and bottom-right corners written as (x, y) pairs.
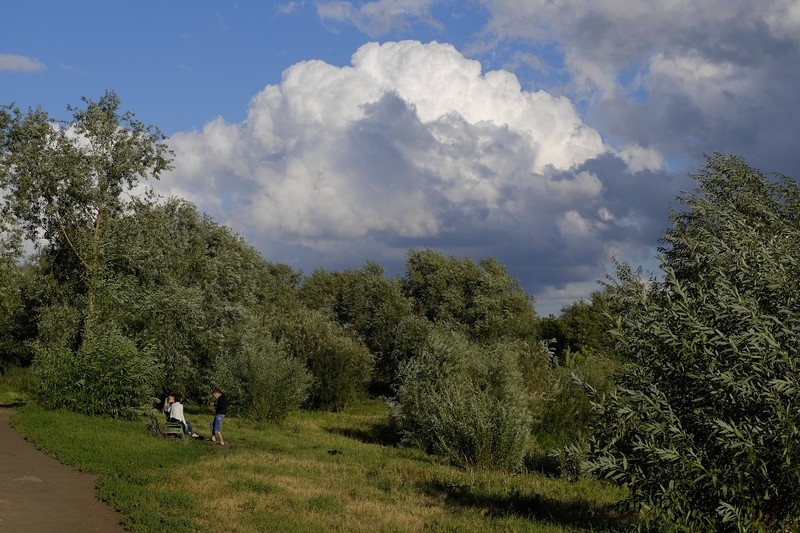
top-left (212, 414), bottom-right (225, 444)
top-left (215, 414), bottom-right (226, 445)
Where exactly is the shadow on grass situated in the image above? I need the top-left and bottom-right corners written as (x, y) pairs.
top-left (420, 478), bottom-right (629, 532)
top-left (326, 419), bottom-right (401, 447)
top-left (523, 452), bottom-right (563, 478)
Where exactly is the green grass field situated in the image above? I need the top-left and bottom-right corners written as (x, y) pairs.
top-left (7, 398), bottom-right (626, 532)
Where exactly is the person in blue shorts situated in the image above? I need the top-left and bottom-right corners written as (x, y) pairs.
top-left (210, 388), bottom-right (228, 446)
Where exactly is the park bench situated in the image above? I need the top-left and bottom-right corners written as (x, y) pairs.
top-left (148, 409), bottom-right (185, 439)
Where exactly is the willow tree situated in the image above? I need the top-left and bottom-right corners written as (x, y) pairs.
top-left (582, 154), bottom-right (800, 531)
top-left (0, 93), bottom-right (172, 416)
top-left (0, 92), bottom-right (172, 341)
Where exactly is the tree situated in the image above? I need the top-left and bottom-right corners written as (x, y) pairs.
top-left (35, 321), bottom-right (157, 418)
top-left (299, 262), bottom-right (431, 394)
top-left (270, 302), bottom-right (374, 411)
top-left (401, 249), bottom-right (538, 344)
top-left (104, 197), bottom-right (305, 405)
top-left (581, 154), bottom-right (800, 531)
top-left (540, 289), bottom-right (617, 364)
top-left (0, 93), bottom-right (172, 341)
top-left (0, 261), bottom-right (36, 371)
top-left (213, 313), bottom-right (311, 422)
top-left (0, 93), bottom-right (171, 416)
top-left (535, 290), bottom-right (622, 452)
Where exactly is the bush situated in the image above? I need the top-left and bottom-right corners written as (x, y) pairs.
top-left (34, 321), bottom-right (157, 419)
top-left (536, 348), bottom-right (620, 452)
top-left (0, 365), bottom-right (36, 406)
top-left (390, 328), bottom-right (532, 471)
top-left (213, 326), bottom-right (311, 422)
top-left (272, 305), bottom-right (373, 411)
top-left (401, 250), bottom-right (539, 344)
top-left (298, 263), bottom-right (431, 395)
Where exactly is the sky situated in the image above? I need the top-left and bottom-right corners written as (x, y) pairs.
top-left (3, 1), bottom-right (799, 315)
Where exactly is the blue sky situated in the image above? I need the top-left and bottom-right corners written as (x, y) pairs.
top-left (3, 1), bottom-right (799, 315)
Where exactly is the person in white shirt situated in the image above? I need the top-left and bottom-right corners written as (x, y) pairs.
top-left (165, 395), bottom-right (194, 436)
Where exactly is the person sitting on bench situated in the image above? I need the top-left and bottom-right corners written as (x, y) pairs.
top-left (164, 394), bottom-right (194, 436)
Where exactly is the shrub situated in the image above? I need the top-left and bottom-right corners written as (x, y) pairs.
top-left (298, 263), bottom-right (431, 395)
top-left (391, 328), bottom-right (532, 471)
top-left (401, 249), bottom-right (539, 344)
top-left (213, 326), bottom-right (310, 422)
top-left (34, 321), bottom-right (157, 419)
top-left (272, 305), bottom-right (373, 411)
top-left (536, 348), bottom-right (620, 453)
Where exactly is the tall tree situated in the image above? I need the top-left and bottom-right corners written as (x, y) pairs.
top-left (0, 92), bottom-right (172, 341)
top-left (109, 197), bottom-right (300, 402)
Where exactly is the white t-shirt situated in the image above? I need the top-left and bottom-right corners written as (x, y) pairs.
top-left (168, 401), bottom-right (187, 424)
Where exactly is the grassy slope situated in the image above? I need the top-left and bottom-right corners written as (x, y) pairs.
top-left (9, 400), bottom-right (625, 532)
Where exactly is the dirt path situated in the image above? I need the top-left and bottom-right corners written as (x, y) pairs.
top-left (0, 408), bottom-right (127, 532)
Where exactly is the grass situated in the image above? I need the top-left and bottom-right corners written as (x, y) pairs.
top-left (7, 397), bottom-right (627, 532)
top-left (0, 366), bottom-right (34, 407)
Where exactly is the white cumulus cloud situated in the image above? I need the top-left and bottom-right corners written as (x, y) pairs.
top-left (297, 1), bottom-right (800, 312)
top-left (162, 40), bottom-right (669, 313)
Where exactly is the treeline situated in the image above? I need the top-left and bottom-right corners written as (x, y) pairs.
top-left (2, 94), bottom-right (799, 531)
top-left (0, 93), bottom-right (609, 459)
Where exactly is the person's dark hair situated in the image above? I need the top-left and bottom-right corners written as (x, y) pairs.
top-left (212, 388), bottom-right (222, 394)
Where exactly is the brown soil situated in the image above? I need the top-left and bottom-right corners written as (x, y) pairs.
top-left (0, 407), bottom-right (127, 532)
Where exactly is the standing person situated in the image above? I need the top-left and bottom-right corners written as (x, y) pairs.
top-left (210, 388), bottom-right (228, 446)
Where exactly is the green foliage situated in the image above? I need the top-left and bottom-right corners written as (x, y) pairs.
top-left (34, 301), bottom-right (83, 361)
top-left (540, 289), bottom-right (618, 364)
top-left (34, 321), bottom-right (157, 418)
top-left (0, 94), bottom-right (171, 244)
top-left (535, 349), bottom-right (620, 454)
top-left (272, 304), bottom-right (373, 411)
top-left (0, 262), bottom-right (36, 369)
top-left (213, 318), bottom-right (311, 422)
top-left (1, 94), bottom-right (174, 416)
top-left (101, 198), bottom-right (302, 401)
top-left (0, 366), bottom-right (35, 406)
top-left (402, 249), bottom-right (538, 344)
top-left (581, 154), bottom-right (800, 531)
top-left (0, 93), bottom-right (172, 337)
top-left (299, 262), bottom-right (431, 394)
top-left (391, 327), bottom-right (533, 471)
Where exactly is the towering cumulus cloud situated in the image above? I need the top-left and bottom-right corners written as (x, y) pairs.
top-left (164, 40), bottom-right (668, 311)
